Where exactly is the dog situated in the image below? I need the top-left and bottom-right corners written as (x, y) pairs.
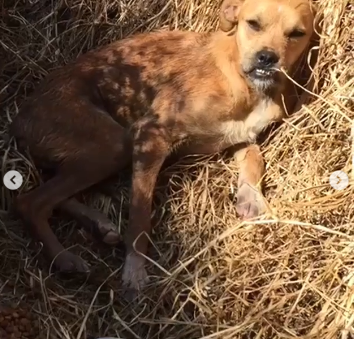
top-left (9, 0), bottom-right (316, 298)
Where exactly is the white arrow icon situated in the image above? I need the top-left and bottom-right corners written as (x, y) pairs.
top-left (329, 170), bottom-right (349, 190)
top-left (3, 170), bottom-right (23, 190)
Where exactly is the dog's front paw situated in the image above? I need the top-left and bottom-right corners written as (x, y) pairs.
top-left (236, 183), bottom-right (267, 220)
top-left (122, 252), bottom-right (150, 302)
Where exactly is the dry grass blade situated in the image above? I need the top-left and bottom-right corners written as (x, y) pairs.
top-left (1, 0), bottom-right (353, 338)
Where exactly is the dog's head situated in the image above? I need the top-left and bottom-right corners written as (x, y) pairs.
top-left (219, 0), bottom-right (316, 92)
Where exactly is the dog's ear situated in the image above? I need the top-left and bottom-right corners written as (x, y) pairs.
top-left (219, 0), bottom-right (244, 32)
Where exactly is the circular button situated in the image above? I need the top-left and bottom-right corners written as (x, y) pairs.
top-left (3, 170), bottom-right (23, 190)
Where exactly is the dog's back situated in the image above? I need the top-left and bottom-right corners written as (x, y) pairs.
top-left (10, 30), bottom-right (220, 169)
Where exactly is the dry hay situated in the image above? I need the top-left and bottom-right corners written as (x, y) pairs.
top-left (0, 0), bottom-right (353, 338)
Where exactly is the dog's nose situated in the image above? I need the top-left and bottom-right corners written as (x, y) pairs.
top-left (256, 50), bottom-right (279, 68)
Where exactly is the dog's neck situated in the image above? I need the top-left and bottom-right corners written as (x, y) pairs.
top-left (208, 31), bottom-right (240, 85)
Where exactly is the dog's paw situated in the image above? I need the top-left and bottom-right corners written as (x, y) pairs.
top-left (81, 210), bottom-right (122, 245)
top-left (53, 251), bottom-right (90, 273)
top-left (121, 252), bottom-right (149, 302)
top-left (236, 183), bottom-right (267, 220)
top-left (96, 220), bottom-right (121, 245)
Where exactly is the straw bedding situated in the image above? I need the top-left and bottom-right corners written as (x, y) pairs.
top-left (0, 0), bottom-right (353, 338)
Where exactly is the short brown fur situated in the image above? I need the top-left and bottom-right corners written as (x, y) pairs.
top-left (9, 0), bottom-right (316, 298)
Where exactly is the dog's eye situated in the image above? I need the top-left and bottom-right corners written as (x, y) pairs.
top-left (246, 20), bottom-right (261, 32)
top-left (287, 29), bottom-right (306, 39)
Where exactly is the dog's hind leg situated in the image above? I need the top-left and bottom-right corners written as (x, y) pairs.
top-left (14, 156), bottom-right (125, 273)
top-left (57, 197), bottom-right (122, 245)
top-left (35, 172), bottom-right (122, 246)
top-left (13, 113), bottom-right (131, 273)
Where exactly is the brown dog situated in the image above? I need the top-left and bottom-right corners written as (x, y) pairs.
top-left (9, 0), bottom-right (316, 298)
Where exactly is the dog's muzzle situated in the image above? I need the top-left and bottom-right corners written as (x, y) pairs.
top-left (244, 49), bottom-right (281, 87)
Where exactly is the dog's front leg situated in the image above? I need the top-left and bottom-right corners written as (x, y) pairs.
top-left (233, 144), bottom-right (268, 220)
top-left (122, 120), bottom-right (170, 299)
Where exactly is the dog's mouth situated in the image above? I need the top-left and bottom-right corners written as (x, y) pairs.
top-left (243, 67), bottom-right (283, 90)
top-left (253, 68), bottom-right (276, 78)
top-left (248, 67), bottom-right (278, 80)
